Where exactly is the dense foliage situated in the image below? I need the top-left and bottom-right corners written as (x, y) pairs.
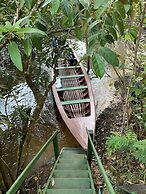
top-left (0, 0), bottom-right (145, 193)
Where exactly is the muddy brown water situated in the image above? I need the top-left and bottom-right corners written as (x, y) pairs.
top-left (1, 92), bottom-right (80, 173)
top-left (0, 92), bottom-right (80, 192)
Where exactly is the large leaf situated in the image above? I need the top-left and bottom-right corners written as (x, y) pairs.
top-left (31, 34), bottom-right (42, 50)
top-left (51, 0), bottom-right (60, 15)
top-left (114, 1), bottom-right (125, 19)
top-left (74, 27), bottom-right (83, 40)
top-left (94, 0), bottom-right (109, 9)
top-left (98, 46), bottom-right (119, 66)
top-left (19, 0), bottom-right (25, 9)
top-left (0, 34), bottom-right (5, 42)
top-left (92, 53), bottom-right (105, 78)
top-left (61, 0), bottom-right (72, 16)
top-left (105, 35), bottom-right (115, 44)
top-left (25, 0), bottom-right (32, 10)
top-left (98, 32), bottom-right (106, 47)
top-left (8, 41), bottom-right (23, 71)
top-left (78, 0), bottom-right (90, 8)
top-left (130, 26), bottom-right (138, 40)
top-left (15, 16), bottom-right (29, 27)
top-left (105, 14), bottom-right (113, 26)
top-left (105, 25), bottom-right (118, 40)
top-left (87, 36), bottom-right (97, 56)
top-left (17, 27), bottom-right (47, 36)
top-left (5, 21), bottom-right (12, 30)
top-left (88, 20), bottom-right (101, 31)
top-left (95, 4), bottom-right (109, 19)
top-left (113, 11), bottom-right (124, 36)
top-left (0, 25), bottom-right (7, 33)
top-left (23, 38), bottom-right (32, 57)
top-left (124, 4), bottom-right (130, 13)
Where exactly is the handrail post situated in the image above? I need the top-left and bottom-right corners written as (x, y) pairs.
top-left (53, 132), bottom-right (59, 160)
top-left (98, 186), bottom-right (103, 194)
top-left (87, 129), bottom-right (93, 166)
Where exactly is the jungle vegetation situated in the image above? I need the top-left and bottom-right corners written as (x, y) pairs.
top-left (0, 0), bottom-right (145, 193)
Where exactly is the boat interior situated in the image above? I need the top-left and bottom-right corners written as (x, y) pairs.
top-left (55, 55), bottom-right (91, 119)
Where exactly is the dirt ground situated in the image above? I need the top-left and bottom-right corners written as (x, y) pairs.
top-left (91, 102), bottom-right (124, 193)
top-left (91, 101), bottom-right (146, 194)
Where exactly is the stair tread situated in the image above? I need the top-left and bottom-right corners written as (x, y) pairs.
top-left (54, 170), bottom-right (89, 178)
top-left (61, 153), bottom-right (86, 158)
top-left (59, 158), bottom-right (86, 164)
top-left (47, 189), bottom-right (93, 194)
top-left (49, 178), bottom-right (91, 189)
top-left (56, 163), bottom-right (88, 170)
top-left (62, 148), bottom-right (85, 153)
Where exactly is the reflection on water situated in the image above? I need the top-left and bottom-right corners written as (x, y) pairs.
top-left (1, 88), bottom-right (80, 172)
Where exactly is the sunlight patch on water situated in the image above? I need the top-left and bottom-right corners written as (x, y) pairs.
top-left (0, 83), bottom-right (36, 115)
top-left (0, 83), bottom-right (36, 130)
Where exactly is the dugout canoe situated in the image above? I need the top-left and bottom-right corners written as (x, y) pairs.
top-left (52, 50), bottom-right (96, 150)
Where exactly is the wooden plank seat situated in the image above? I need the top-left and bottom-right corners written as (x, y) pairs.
top-left (57, 86), bottom-right (88, 91)
top-left (57, 74), bottom-right (84, 79)
top-left (56, 66), bottom-right (80, 70)
top-left (62, 99), bottom-right (90, 105)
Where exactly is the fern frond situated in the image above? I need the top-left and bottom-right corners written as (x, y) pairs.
top-left (132, 139), bottom-right (146, 164)
top-left (106, 132), bottom-right (129, 156)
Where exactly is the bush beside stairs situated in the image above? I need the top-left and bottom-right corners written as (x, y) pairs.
top-left (43, 147), bottom-right (96, 194)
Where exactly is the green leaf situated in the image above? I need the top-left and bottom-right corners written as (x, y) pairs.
top-left (132, 140), bottom-right (146, 164)
top-left (0, 34), bottom-right (5, 42)
top-left (8, 41), bottom-right (23, 71)
top-left (114, 1), bottom-right (125, 19)
top-left (95, 3), bottom-right (109, 19)
top-left (124, 4), bottom-right (130, 13)
top-left (61, 0), bottom-right (72, 16)
top-left (17, 27), bottom-right (47, 36)
top-left (19, 0), bottom-right (25, 9)
top-left (51, 0), bottom-right (60, 15)
top-left (105, 14), bottom-right (113, 26)
top-left (130, 26), bottom-right (138, 39)
top-left (5, 21), bottom-right (12, 30)
top-left (98, 47), bottom-right (119, 66)
top-left (74, 27), bottom-right (83, 40)
top-left (78, 0), bottom-right (89, 8)
top-left (0, 25), bottom-right (7, 33)
top-left (113, 11), bottom-right (124, 36)
top-left (94, 0), bottom-right (109, 9)
top-left (23, 38), bottom-right (32, 57)
top-left (15, 16), bottom-right (29, 27)
top-left (98, 32), bottom-right (106, 47)
top-left (31, 34), bottom-right (42, 50)
top-left (105, 25), bottom-right (118, 40)
top-left (88, 20), bottom-right (101, 31)
top-left (87, 36), bottom-right (97, 56)
top-left (92, 53), bottom-right (105, 78)
top-left (25, 0), bottom-right (32, 10)
top-left (35, 22), bottom-right (47, 31)
top-left (105, 34), bottom-right (115, 44)
top-left (42, 0), bottom-right (52, 7)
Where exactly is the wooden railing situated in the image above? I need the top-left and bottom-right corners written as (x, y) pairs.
top-left (6, 131), bottom-right (59, 194)
top-left (87, 130), bottom-right (116, 194)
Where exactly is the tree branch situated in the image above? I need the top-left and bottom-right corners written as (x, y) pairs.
top-left (121, 3), bottom-right (146, 133)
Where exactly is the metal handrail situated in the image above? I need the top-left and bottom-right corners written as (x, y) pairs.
top-left (6, 130), bottom-right (59, 194)
top-left (87, 130), bottom-right (116, 194)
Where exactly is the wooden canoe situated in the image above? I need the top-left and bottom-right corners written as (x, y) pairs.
top-left (52, 50), bottom-right (96, 150)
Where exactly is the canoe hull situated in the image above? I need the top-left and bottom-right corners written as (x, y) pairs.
top-left (52, 56), bottom-right (96, 150)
